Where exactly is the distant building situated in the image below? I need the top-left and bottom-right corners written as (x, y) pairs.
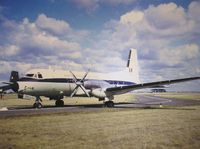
top-left (151, 89), bottom-right (166, 93)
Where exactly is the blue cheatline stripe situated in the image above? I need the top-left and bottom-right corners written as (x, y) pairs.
top-left (105, 80), bottom-right (135, 85)
top-left (19, 77), bottom-right (136, 86)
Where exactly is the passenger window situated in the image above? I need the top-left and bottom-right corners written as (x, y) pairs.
top-left (26, 74), bottom-right (34, 77)
top-left (38, 73), bottom-right (43, 78)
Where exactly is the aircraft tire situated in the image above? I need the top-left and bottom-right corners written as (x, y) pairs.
top-left (55, 100), bottom-right (64, 107)
top-left (105, 101), bottom-right (114, 108)
top-left (33, 102), bottom-right (42, 109)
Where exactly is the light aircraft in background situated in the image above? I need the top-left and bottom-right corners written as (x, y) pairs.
top-left (0, 49), bottom-right (199, 108)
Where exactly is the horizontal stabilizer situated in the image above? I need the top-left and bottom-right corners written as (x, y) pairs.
top-left (2, 82), bottom-right (13, 85)
top-left (0, 84), bottom-right (12, 91)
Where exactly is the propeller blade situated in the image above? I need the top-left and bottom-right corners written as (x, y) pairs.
top-left (81, 70), bottom-right (89, 82)
top-left (70, 85), bottom-right (79, 97)
top-left (80, 85), bottom-right (90, 97)
top-left (69, 71), bottom-right (78, 82)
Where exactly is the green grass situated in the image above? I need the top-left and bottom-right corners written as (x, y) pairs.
top-left (146, 92), bottom-right (200, 100)
top-left (1, 93), bottom-right (200, 148)
top-left (0, 106), bottom-right (200, 149)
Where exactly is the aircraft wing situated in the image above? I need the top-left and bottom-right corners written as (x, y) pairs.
top-left (105, 77), bottom-right (200, 95)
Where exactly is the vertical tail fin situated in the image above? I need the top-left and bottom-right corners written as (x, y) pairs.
top-left (10, 71), bottom-right (19, 83)
top-left (127, 49), bottom-right (140, 83)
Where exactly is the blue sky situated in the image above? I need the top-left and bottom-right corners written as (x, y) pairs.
top-left (0, 0), bottom-right (200, 91)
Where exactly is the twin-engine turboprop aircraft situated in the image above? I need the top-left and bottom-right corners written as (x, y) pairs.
top-left (1, 49), bottom-right (200, 108)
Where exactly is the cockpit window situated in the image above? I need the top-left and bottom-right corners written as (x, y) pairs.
top-left (25, 73), bottom-right (43, 79)
top-left (38, 73), bottom-right (43, 78)
top-left (26, 74), bottom-right (34, 77)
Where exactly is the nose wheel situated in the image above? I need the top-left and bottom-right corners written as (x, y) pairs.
top-left (33, 96), bottom-right (43, 109)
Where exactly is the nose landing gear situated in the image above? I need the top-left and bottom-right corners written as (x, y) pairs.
top-left (33, 96), bottom-right (43, 109)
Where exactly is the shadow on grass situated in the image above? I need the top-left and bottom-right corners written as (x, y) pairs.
top-left (141, 106), bottom-right (196, 110)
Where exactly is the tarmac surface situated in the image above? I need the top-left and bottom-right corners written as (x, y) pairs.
top-left (0, 94), bottom-right (200, 117)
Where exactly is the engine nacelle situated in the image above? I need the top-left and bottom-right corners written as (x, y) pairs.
top-left (90, 88), bottom-right (106, 99)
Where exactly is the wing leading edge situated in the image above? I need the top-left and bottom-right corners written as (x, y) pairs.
top-left (106, 77), bottom-right (200, 95)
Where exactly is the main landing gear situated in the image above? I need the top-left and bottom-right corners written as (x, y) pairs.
top-left (33, 96), bottom-right (43, 109)
top-left (55, 99), bottom-right (64, 107)
top-left (104, 101), bottom-right (114, 108)
top-left (33, 97), bottom-right (64, 108)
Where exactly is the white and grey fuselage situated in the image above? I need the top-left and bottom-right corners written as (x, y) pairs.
top-left (18, 67), bottom-right (140, 99)
top-left (17, 49), bottom-right (140, 100)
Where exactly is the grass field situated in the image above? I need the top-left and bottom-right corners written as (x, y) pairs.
top-left (0, 93), bottom-right (200, 149)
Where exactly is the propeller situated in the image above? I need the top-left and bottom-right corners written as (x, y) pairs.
top-left (0, 71), bottom-right (19, 92)
top-left (70, 70), bottom-right (90, 97)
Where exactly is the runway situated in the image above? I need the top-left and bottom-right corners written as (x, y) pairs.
top-left (0, 94), bottom-right (200, 117)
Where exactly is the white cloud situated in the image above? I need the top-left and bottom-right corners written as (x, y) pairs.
top-left (159, 44), bottom-right (199, 66)
top-left (188, 1), bottom-right (200, 34)
top-left (106, 2), bottom-right (195, 40)
top-left (5, 16), bottom-right (81, 57)
top-left (94, 1), bottom-right (200, 83)
top-left (0, 45), bottom-right (19, 56)
top-left (120, 11), bottom-right (144, 25)
top-left (0, 13), bottom-right (87, 77)
top-left (0, 60), bottom-right (33, 75)
top-left (145, 3), bottom-right (187, 30)
top-left (0, 1), bottom-right (199, 92)
top-left (36, 14), bottom-right (71, 35)
top-left (188, 1), bottom-right (200, 23)
top-left (30, 33), bottom-right (81, 52)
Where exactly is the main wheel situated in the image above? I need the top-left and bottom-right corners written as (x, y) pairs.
top-left (105, 101), bottom-right (114, 108)
top-left (55, 100), bottom-right (64, 107)
top-left (33, 102), bottom-right (43, 109)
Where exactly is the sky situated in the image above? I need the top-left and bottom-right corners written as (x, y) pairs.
top-left (0, 0), bottom-right (199, 91)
